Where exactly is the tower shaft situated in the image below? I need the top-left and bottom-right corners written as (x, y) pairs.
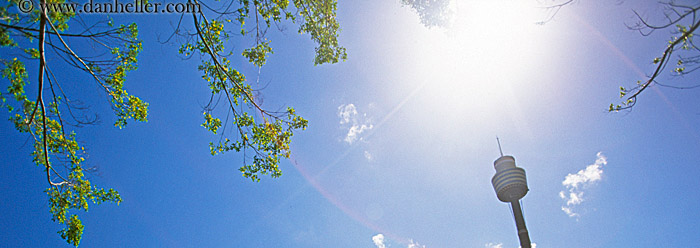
top-left (510, 200), bottom-right (531, 248)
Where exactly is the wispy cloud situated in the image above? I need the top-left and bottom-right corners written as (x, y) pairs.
top-left (408, 239), bottom-right (426, 248)
top-left (364, 150), bottom-right (373, 161)
top-left (338, 104), bottom-right (373, 144)
top-left (373, 234), bottom-right (426, 248)
top-left (560, 152), bottom-right (608, 218)
top-left (372, 234), bottom-right (386, 248)
top-left (338, 104), bottom-right (357, 125)
top-left (486, 242), bottom-right (537, 248)
top-left (485, 242), bottom-right (503, 248)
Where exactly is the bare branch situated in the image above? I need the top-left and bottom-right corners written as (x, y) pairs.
top-left (537, 0), bottom-right (575, 25)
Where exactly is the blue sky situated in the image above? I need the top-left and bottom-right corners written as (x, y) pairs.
top-left (2, 0), bottom-right (700, 247)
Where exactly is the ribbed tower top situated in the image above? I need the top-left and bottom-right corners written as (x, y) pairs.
top-left (494, 155), bottom-right (516, 172)
top-left (491, 155), bottom-right (528, 202)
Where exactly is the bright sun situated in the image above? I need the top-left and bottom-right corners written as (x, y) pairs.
top-left (419, 2), bottom-right (550, 99)
top-left (388, 0), bottom-right (559, 137)
top-left (449, 0), bottom-right (545, 77)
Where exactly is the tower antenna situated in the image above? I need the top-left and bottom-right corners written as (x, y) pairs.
top-left (496, 137), bottom-right (504, 157)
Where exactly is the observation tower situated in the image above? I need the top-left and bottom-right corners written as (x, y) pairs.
top-left (491, 138), bottom-right (531, 248)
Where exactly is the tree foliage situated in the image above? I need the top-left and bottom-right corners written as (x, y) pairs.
top-left (179, 0), bottom-right (345, 182)
top-left (1, 0), bottom-right (345, 245)
top-left (401, 0), bottom-right (452, 28)
top-left (1, 0), bottom-right (141, 245)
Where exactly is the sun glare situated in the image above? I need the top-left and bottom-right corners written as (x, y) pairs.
top-left (391, 0), bottom-right (556, 133)
top-left (449, 0), bottom-right (545, 76)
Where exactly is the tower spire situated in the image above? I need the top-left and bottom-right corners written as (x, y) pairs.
top-left (496, 137), bottom-right (504, 157)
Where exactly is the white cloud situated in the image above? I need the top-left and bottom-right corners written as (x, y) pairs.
top-left (338, 104), bottom-right (357, 125)
top-left (485, 243), bottom-right (503, 248)
top-left (565, 191), bottom-right (583, 206)
top-left (364, 150), bottom-right (373, 161)
top-left (560, 152), bottom-right (608, 218)
top-left (345, 123), bottom-right (373, 143)
top-left (338, 104), bottom-right (373, 144)
top-left (562, 152), bottom-right (606, 188)
top-left (373, 234), bottom-right (427, 248)
top-left (408, 239), bottom-right (426, 248)
top-left (487, 242), bottom-right (536, 248)
top-left (561, 206), bottom-right (578, 218)
top-left (372, 234), bottom-right (386, 248)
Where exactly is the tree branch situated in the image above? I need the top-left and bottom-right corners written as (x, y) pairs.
top-left (619, 16), bottom-right (700, 110)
